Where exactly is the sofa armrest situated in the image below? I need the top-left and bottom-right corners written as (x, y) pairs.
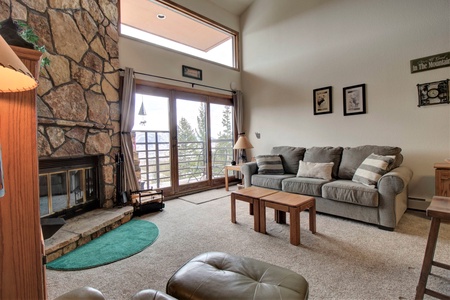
top-left (378, 166), bottom-right (413, 194)
top-left (241, 162), bottom-right (258, 188)
top-left (377, 166), bottom-right (413, 229)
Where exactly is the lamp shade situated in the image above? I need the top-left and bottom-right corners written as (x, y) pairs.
top-left (233, 134), bottom-right (253, 150)
top-left (0, 35), bottom-right (37, 93)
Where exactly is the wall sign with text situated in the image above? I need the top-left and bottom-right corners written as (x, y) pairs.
top-left (182, 65), bottom-right (202, 80)
top-left (410, 52), bottom-right (450, 73)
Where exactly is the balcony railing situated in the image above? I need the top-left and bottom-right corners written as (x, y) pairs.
top-left (134, 130), bottom-right (233, 189)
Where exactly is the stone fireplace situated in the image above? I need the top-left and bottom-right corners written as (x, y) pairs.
top-left (0, 0), bottom-right (122, 209)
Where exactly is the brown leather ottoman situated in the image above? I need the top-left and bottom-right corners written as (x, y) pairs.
top-left (166, 252), bottom-right (309, 300)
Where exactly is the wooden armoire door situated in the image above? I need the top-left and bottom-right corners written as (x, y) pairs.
top-left (0, 46), bottom-right (46, 299)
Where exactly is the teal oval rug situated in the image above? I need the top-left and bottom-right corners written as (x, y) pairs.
top-left (47, 219), bottom-right (159, 271)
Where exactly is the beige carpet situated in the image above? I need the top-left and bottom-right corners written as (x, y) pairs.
top-left (178, 186), bottom-right (237, 204)
top-left (46, 192), bottom-right (450, 300)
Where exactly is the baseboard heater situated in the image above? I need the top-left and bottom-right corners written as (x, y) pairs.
top-left (407, 197), bottom-right (431, 211)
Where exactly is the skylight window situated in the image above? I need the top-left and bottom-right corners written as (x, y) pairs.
top-left (120, 0), bottom-right (238, 68)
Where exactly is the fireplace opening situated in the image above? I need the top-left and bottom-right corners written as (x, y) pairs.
top-left (39, 156), bottom-right (101, 219)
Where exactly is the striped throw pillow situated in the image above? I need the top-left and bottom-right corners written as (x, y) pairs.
top-left (256, 155), bottom-right (284, 175)
top-left (352, 153), bottom-right (394, 187)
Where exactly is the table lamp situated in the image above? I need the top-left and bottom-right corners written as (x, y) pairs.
top-left (0, 34), bottom-right (38, 198)
top-left (233, 132), bottom-right (253, 164)
top-left (0, 35), bottom-right (38, 92)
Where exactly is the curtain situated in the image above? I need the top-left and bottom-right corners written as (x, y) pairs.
top-left (120, 67), bottom-right (140, 194)
top-left (233, 90), bottom-right (243, 162)
top-left (233, 90), bottom-right (244, 135)
top-left (233, 90), bottom-right (245, 176)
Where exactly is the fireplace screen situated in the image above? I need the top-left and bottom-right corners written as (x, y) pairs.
top-left (39, 167), bottom-right (98, 217)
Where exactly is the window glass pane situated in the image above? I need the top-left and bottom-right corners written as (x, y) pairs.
top-left (51, 172), bottom-right (67, 213)
top-left (133, 93), bottom-right (171, 189)
top-left (120, 0), bottom-right (237, 68)
top-left (85, 168), bottom-right (96, 199)
top-left (121, 25), bottom-right (234, 67)
top-left (211, 104), bottom-right (234, 178)
top-left (177, 99), bottom-right (207, 184)
top-left (69, 170), bottom-right (84, 206)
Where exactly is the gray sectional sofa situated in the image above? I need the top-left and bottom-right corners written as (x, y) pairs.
top-left (241, 145), bottom-right (413, 230)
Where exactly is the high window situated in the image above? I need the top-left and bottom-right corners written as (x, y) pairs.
top-left (120, 0), bottom-right (239, 68)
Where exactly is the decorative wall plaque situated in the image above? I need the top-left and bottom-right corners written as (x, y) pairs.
top-left (411, 52), bottom-right (450, 73)
top-left (417, 79), bottom-right (449, 107)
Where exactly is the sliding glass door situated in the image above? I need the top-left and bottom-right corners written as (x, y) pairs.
top-left (176, 97), bottom-right (208, 188)
top-left (210, 103), bottom-right (233, 178)
top-left (134, 90), bottom-right (171, 190)
top-left (133, 83), bottom-right (234, 197)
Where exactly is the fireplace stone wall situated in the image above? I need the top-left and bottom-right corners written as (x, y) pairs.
top-left (0, 0), bottom-right (120, 207)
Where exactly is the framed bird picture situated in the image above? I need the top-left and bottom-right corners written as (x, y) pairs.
top-left (313, 86), bottom-right (332, 115)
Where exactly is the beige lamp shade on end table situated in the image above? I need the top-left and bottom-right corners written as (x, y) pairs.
top-left (233, 132), bottom-right (253, 164)
top-left (0, 35), bottom-right (38, 93)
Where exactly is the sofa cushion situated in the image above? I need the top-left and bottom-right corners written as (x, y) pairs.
top-left (256, 155), bottom-right (284, 175)
top-left (338, 145), bottom-right (403, 179)
top-left (303, 146), bottom-right (343, 179)
top-left (282, 177), bottom-right (328, 197)
top-left (322, 180), bottom-right (379, 207)
top-left (271, 146), bottom-right (306, 174)
top-left (252, 174), bottom-right (295, 190)
top-left (297, 161), bottom-right (334, 180)
top-left (352, 153), bottom-right (394, 187)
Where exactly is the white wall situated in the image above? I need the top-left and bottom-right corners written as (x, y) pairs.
top-left (119, 0), bottom-right (241, 94)
top-left (240, 0), bottom-right (450, 200)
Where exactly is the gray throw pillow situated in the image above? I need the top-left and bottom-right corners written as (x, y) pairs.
top-left (303, 147), bottom-right (343, 178)
top-left (271, 146), bottom-right (306, 174)
top-left (256, 155), bottom-right (284, 175)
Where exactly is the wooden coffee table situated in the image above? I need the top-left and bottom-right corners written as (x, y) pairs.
top-left (260, 191), bottom-right (316, 245)
top-left (231, 186), bottom-right (278, 232)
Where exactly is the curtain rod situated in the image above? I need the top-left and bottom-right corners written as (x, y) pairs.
top-left (119, 68), bottom-right (236, 94)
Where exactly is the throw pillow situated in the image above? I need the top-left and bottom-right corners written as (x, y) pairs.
top-left (352, 153), bottom-right (394, 187)
top-left (271, 146), bottom-right (306, 174)
top-left (303, 147), bottom-right (343, 179)
top-left (296, 161), bottom-right (334, 180)
top-left (338, 145), bottom-right (402, 179)
top-left (256, 155), bottom-right (284, 175)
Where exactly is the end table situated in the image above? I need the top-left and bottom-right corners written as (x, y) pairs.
top-left (225, 164), bottom-right (243, 191)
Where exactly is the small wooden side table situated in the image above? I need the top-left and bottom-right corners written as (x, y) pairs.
top-left (415, 196), bottom-right (450, 299)
top-left (230, 186), bottom-right (278, 232)
top-left (225, 164), bottom-right (243, 191)
top-left (434, 163), bottom-right (450, 197)
top-left (260, 191), bottom-right (316, 246)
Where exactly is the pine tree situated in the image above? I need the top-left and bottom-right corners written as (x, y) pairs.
top-left (177, 117), bottom-right (202, 181)
top-left (213, 106), bottom-right (233, 176)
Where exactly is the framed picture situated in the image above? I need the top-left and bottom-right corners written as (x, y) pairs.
top-left (343, 84), bottom-right (366, 116)
top-left (417, 79), bottom-right (449, 107)
top-left (313, 86), bottom-right (332, 115)
top-left (182, 65), bottom-right (202, 80)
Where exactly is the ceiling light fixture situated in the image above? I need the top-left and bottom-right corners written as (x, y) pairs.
top-left (156, 14), bottom-right (166, 20)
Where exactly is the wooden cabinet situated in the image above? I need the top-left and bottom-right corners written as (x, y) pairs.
top-left (0, 46), bottom-right (46, 299)
top-left (434, 163), bottom-right (450, 197)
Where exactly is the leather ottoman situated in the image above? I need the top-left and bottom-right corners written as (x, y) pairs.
top-left (166, 252), bottom-right (309, 300)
